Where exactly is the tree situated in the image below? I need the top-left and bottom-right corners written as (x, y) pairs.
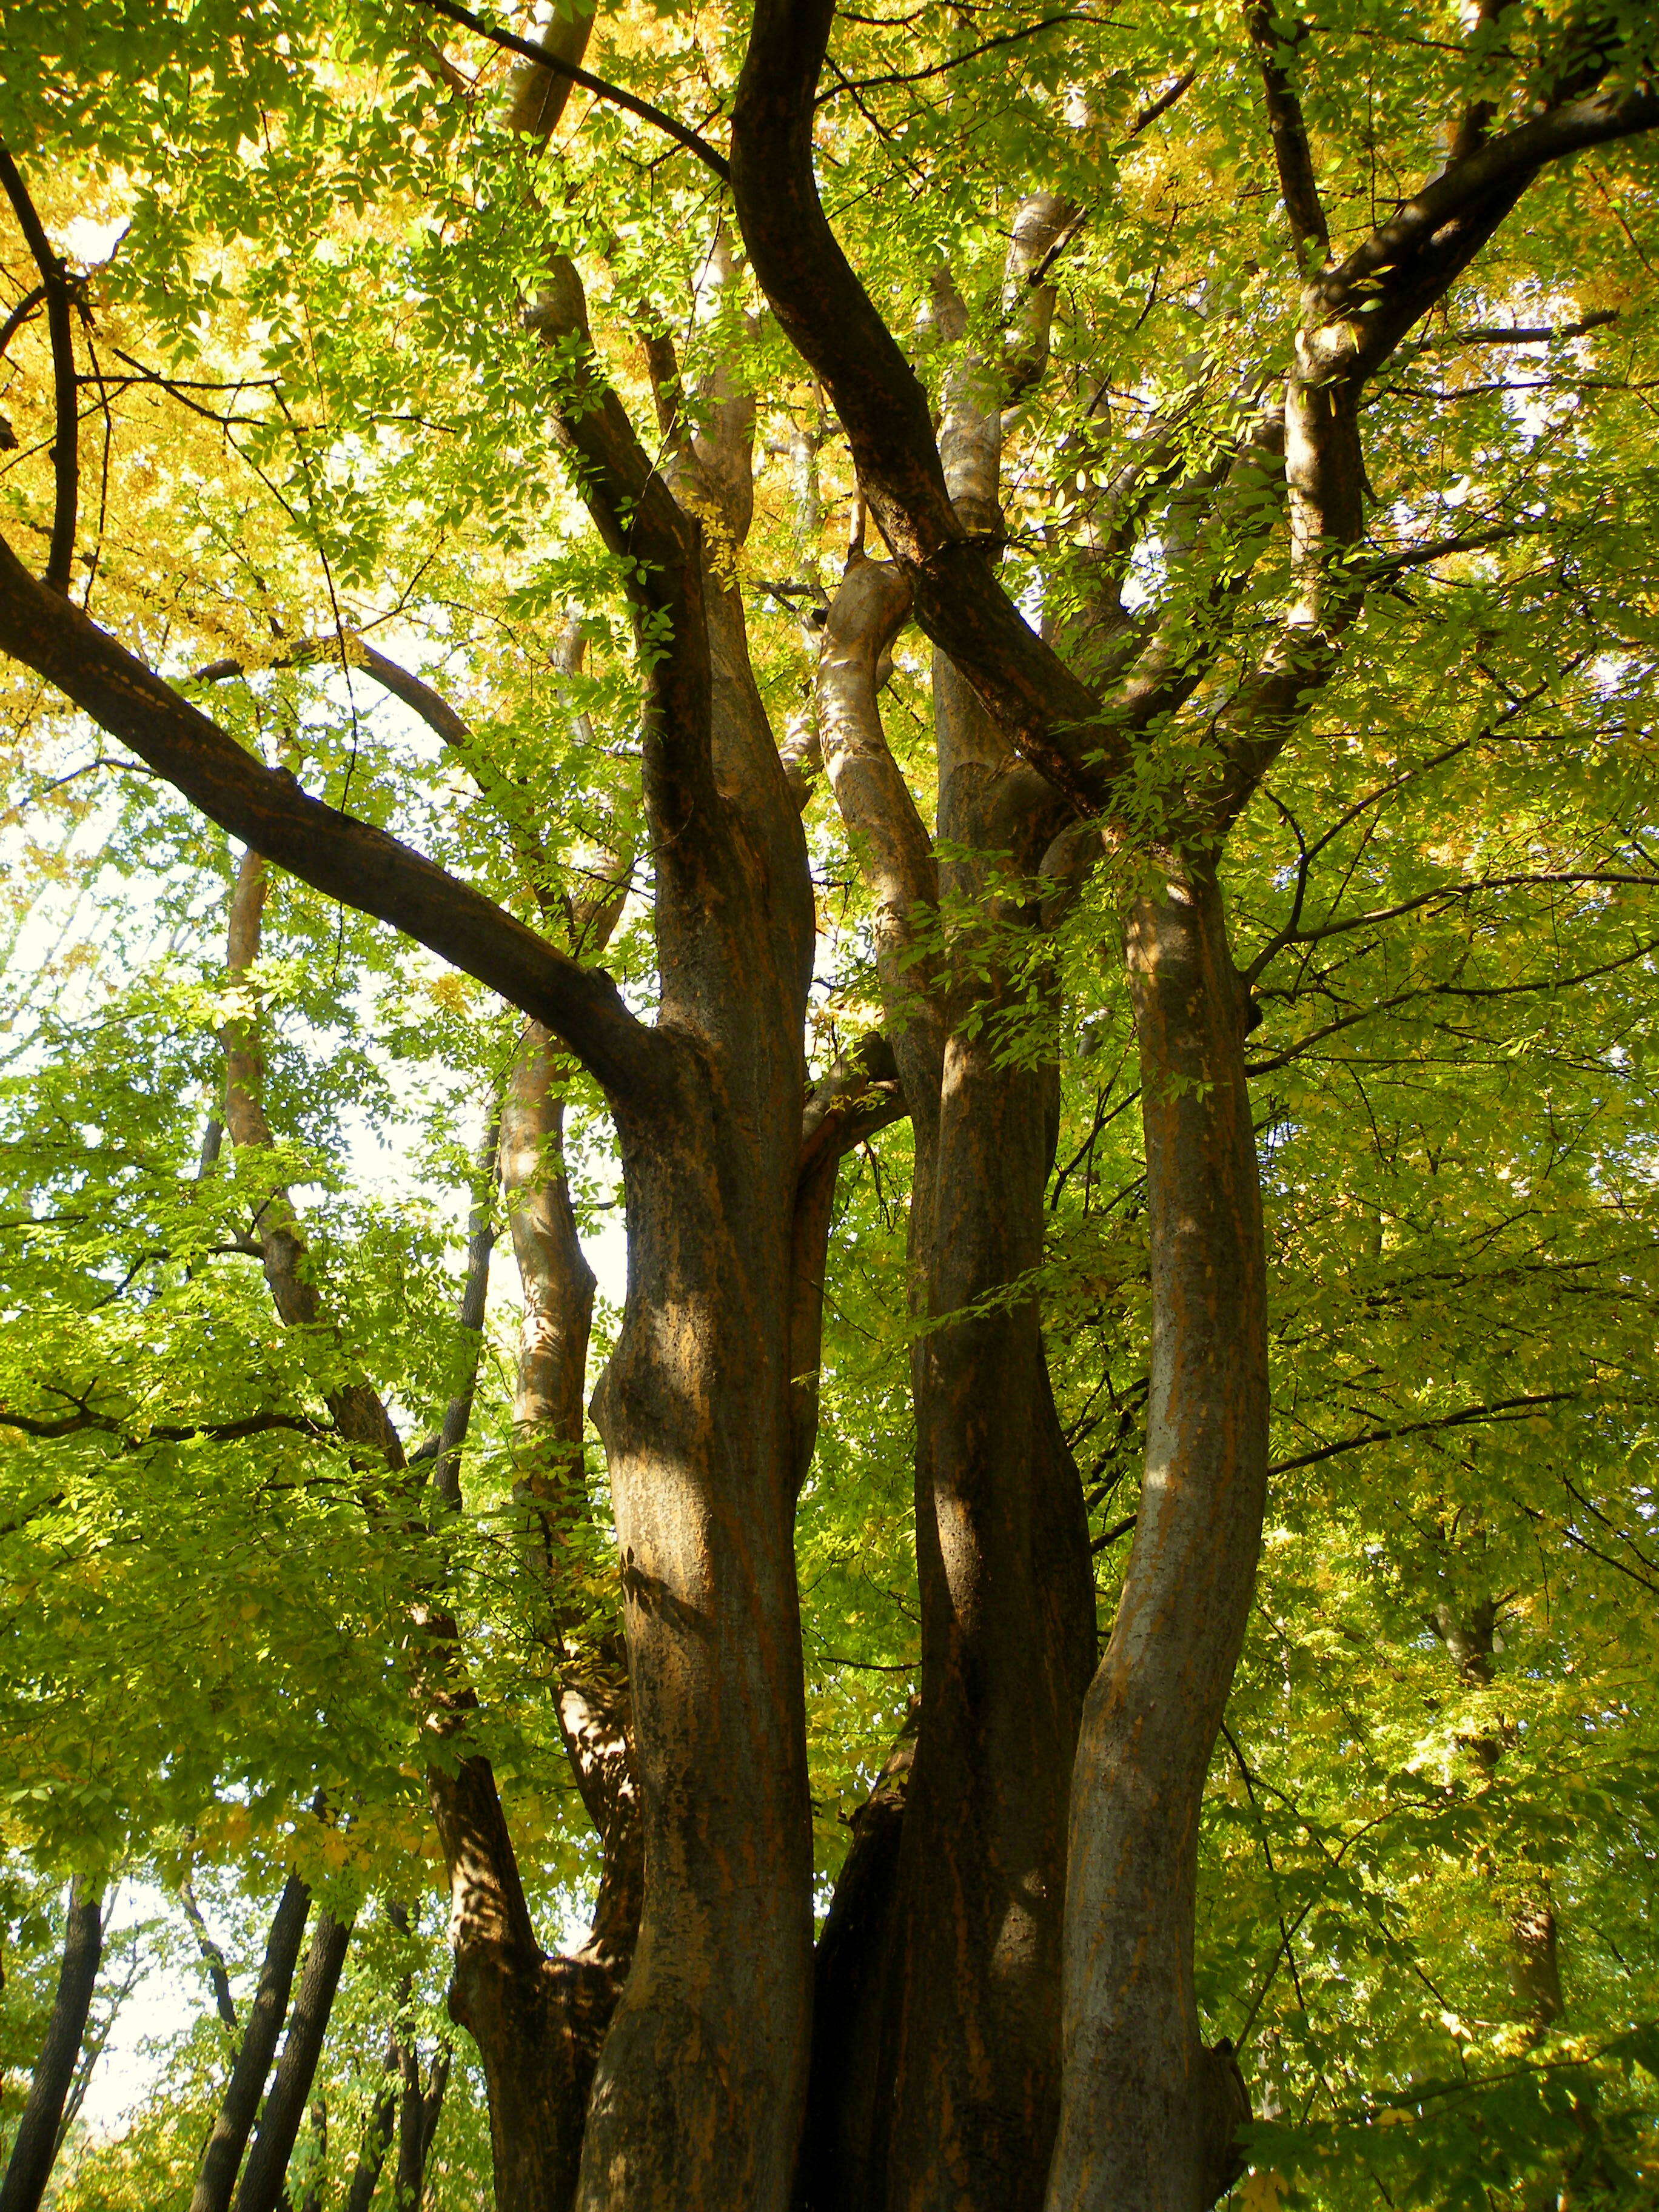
top-left (0, 1879), bottom-right (101, 2212)
top-left (0, 3), bottom-right (1657, 2210)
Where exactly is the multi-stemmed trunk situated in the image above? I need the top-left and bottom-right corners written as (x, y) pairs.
top-left (4, 7), bottom-right (1655, 2207)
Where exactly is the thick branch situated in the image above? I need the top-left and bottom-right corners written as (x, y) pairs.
top-left (731, 5), bottom-right (1109, 811)
top-left (1325, 78), bottom-right (1659, 369)
top-left (816, 553), bottom-right (936, 951)
top-left (0, 532), bottom-right (660, 1105)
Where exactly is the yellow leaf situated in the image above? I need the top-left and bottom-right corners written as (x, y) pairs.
top-left (1242, 2172), bottom-right (1285, 2211)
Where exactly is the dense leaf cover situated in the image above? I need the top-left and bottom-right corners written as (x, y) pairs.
top-left (1, 1), bottom-right (1657, 2205)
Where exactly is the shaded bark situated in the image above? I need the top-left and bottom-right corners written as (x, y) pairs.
top-left (190, 1877), bottom-right (311, 2212)
top-left (797, 1706), bottom-right (916, 2212)
top-left (0, 1877), bottom-right (102, 2212)
top-left (232, 1908), bottom-right (354, 2212)
top-left (1047, 866), bottom-right (1264, 2212)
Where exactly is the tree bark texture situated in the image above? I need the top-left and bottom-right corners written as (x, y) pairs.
top-left (231, 1908), bottom-right (353, 2212)
top-left (0, 1877), bottom-right (102, 2212)
top-left (1047, 866), bottom-right (1264, 2212)
top-left (190, 1876), bottom-right (311, 2212)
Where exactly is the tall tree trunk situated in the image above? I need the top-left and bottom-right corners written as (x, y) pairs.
top-left (1047, 865), bottom-right (1263, 2212)
top-left (0, 1877), bottom-right (102, 2212)
top-left (190, 1877), bottom-right (312, 2212)
top-left (801, 225), bottom-right (1096, 2211)
top-left (232, 1908), bottom-right (354, 2212)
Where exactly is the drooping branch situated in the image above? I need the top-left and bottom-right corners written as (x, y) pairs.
top-left (0, 533), bottom-right (660, 1107)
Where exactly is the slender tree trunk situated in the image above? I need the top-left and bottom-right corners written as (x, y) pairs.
top-left (0, 1877), bottom-right (102, 2212)
top-left (344, 2065), bottom-right (398, 2212)
top-left (1047, 865), bottom-right (1264, 2212)
top-left (345, 1907), bottom-right (412, 2212)
top-left (232, 1909), bottom-right (353, 2212)
top-left (182, 1877), bottom-right (241, 2034)
top-left (190, 1877), bottom-right (312, 2212)
top-left (802, 238), bottom-right (1096, 2208)
top-left (394, 2040), bottom-right (449, 2209)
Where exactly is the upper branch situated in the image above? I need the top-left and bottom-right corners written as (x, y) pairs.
top-left (525, 256), bottom-right (720, 839)
top-left (0, 532), bottom-right (663, 1107)
top-left (0, 149), bottom-right (78, 594)
top-left (731, 0), bottom-right (1110, 814)
top-left (407, 0), bottom-right (731, 179)
top-left (1324, 74), bottom-right (1659, 370)
top-left (1243, 2), bottom-right (1330, 264)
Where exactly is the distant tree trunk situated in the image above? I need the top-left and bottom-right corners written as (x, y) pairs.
top-left (190, 1876), bottom-right (311, 2212)
top-left (295, 2097), bottom-right (326, 2212)
top-left (1430, 1598), bottom-right (1565, 2037)
top-left (0, 1877), bottom-right (102, 2212)
top-left (231, 1909), bottom-right (353, 2212)
top-left (344, 2066), bottom-right (398, 2212)
top-left (394, 2039), bottom-right (450, 2209)
top-left (181, 1877), bottom-right (240, 2034)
